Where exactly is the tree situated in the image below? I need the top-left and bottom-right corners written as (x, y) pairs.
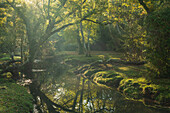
top-left (145, 2), bottom-right (170, 78)
top-left (5, 0), bottom-right (98, 71)
top-left (118, 1), bottom-right (146, 62)
top-left (137, 0), bottom-right (170, 78)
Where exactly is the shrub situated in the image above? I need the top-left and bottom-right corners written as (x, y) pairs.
top-left (145, 3), bottom-right (170, 78)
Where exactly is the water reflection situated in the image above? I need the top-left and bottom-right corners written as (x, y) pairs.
top-left (28, 59), bottom-right (169, 113)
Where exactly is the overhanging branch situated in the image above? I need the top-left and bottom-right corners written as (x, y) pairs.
top-left (50, 23), bottom-right (75, 36)
top-left (40, 9), bottom-right (98, 46)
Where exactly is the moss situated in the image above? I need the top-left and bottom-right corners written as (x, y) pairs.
top-left (156, 92), bottom-right (170, 106)
top-left (84, 69), bottom-right (103, 77)
top-left (92, 71), bottom-right (123, 87)
top-left (123, 87), bottom-right (143, 99)
top-left (119, 78), bottom-right (144, 99)
top-left (118, 67), bottom-right (130, 71)
top-left (1, 72), bottom-right (13, 78)
top-left (119, 78), bottom-right (146, 98)
top-left (92, 71), bottom-right (119, 79)
top-left (64, 55), bottom-right (101, 65)
top-left (118, 77), bottom-right (170, 106)
top-left (0, 79), bottom-right (33, 113)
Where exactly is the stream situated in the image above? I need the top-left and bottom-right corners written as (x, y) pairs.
top-left (25, 58), bottom-right (169, 113)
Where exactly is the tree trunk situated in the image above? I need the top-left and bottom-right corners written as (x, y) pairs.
top-left (22, 37), bottom-right (37, 73)
top-left (86, 24), bottom-right (91, 57)
top-left (76, 25), bottom-right (84, 55)
top-left (80, 22), bottom-right (87, 53)
top-left (108, 24), bottom-right (119, 51)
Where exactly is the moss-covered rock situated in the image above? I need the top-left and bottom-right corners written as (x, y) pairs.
top-left (118, 79), bottom-right (143, 99)
top-left (117, 77), bottom-right (170, 107)
top-left (123, 87), bottom-right (143, 99)
top-left (106, 76), bottom-right (123, 88)
top-left (0, 79), bottom-right (33, 113)
top-left (92, 71), bottom-right (123, 88)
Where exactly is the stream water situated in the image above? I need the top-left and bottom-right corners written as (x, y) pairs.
top-left (26, 59), bottom-right (169, 113)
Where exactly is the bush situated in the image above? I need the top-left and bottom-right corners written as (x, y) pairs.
top-left (145, 3), bottom-right (170, 78)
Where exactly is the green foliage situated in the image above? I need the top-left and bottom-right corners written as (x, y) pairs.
top-left (119, 2), bottom-right (147, 62)
top-left (0, 56), bottom-right (10, 61)
top-left (145, 2), bottom-right (170, 78)
top-left (0, 79), bottom-right (33, 113)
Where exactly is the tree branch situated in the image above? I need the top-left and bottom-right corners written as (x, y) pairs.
top-left (84, 19), bottom-right (114, 25)
top-left (6, 0), bottom-right (27, 24)
top-left (138, 0), bottom-right (150, 14)
top-left (82, 0), bottom-right (87, 4)
top-left (51, 23), bottom-right (75, 36)
top-left (39, 8), bottom-right (97, 46)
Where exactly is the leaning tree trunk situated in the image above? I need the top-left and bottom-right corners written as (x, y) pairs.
top-left (22, 35), bottom-right (37, 73)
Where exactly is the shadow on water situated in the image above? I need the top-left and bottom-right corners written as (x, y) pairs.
top-left (25, 58), bottom-right (170, 113)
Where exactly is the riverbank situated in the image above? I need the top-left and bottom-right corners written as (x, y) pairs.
top-left (60, 51), bottom-right (170, 108)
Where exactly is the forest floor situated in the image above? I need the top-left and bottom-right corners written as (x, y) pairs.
top-left (59, 51), bottom-right (170, 108)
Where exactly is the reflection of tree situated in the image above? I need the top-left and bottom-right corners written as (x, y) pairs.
top-left (87, 80), bottom-right (95, 112)
top-left (29, 67), bottom-right (117, 113)
top-left (71, 77), bottom-right (116, 113)
top-left (79, 78), bottom-right (85, 112)
top-left (29, 80), bottom-right (77, 113)
top-left (72, 76), bottom-right (80, 111)
top-left (86, 82), bottom-right (116, 113)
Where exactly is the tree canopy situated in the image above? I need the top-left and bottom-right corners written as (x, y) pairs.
top-left (0, 0), bottom-right (169, 78)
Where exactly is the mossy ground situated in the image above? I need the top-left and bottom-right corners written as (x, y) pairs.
top-left (0, 79), bottom-right (33, 113)
top-left (61, 51), bottom-right (170, 108)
